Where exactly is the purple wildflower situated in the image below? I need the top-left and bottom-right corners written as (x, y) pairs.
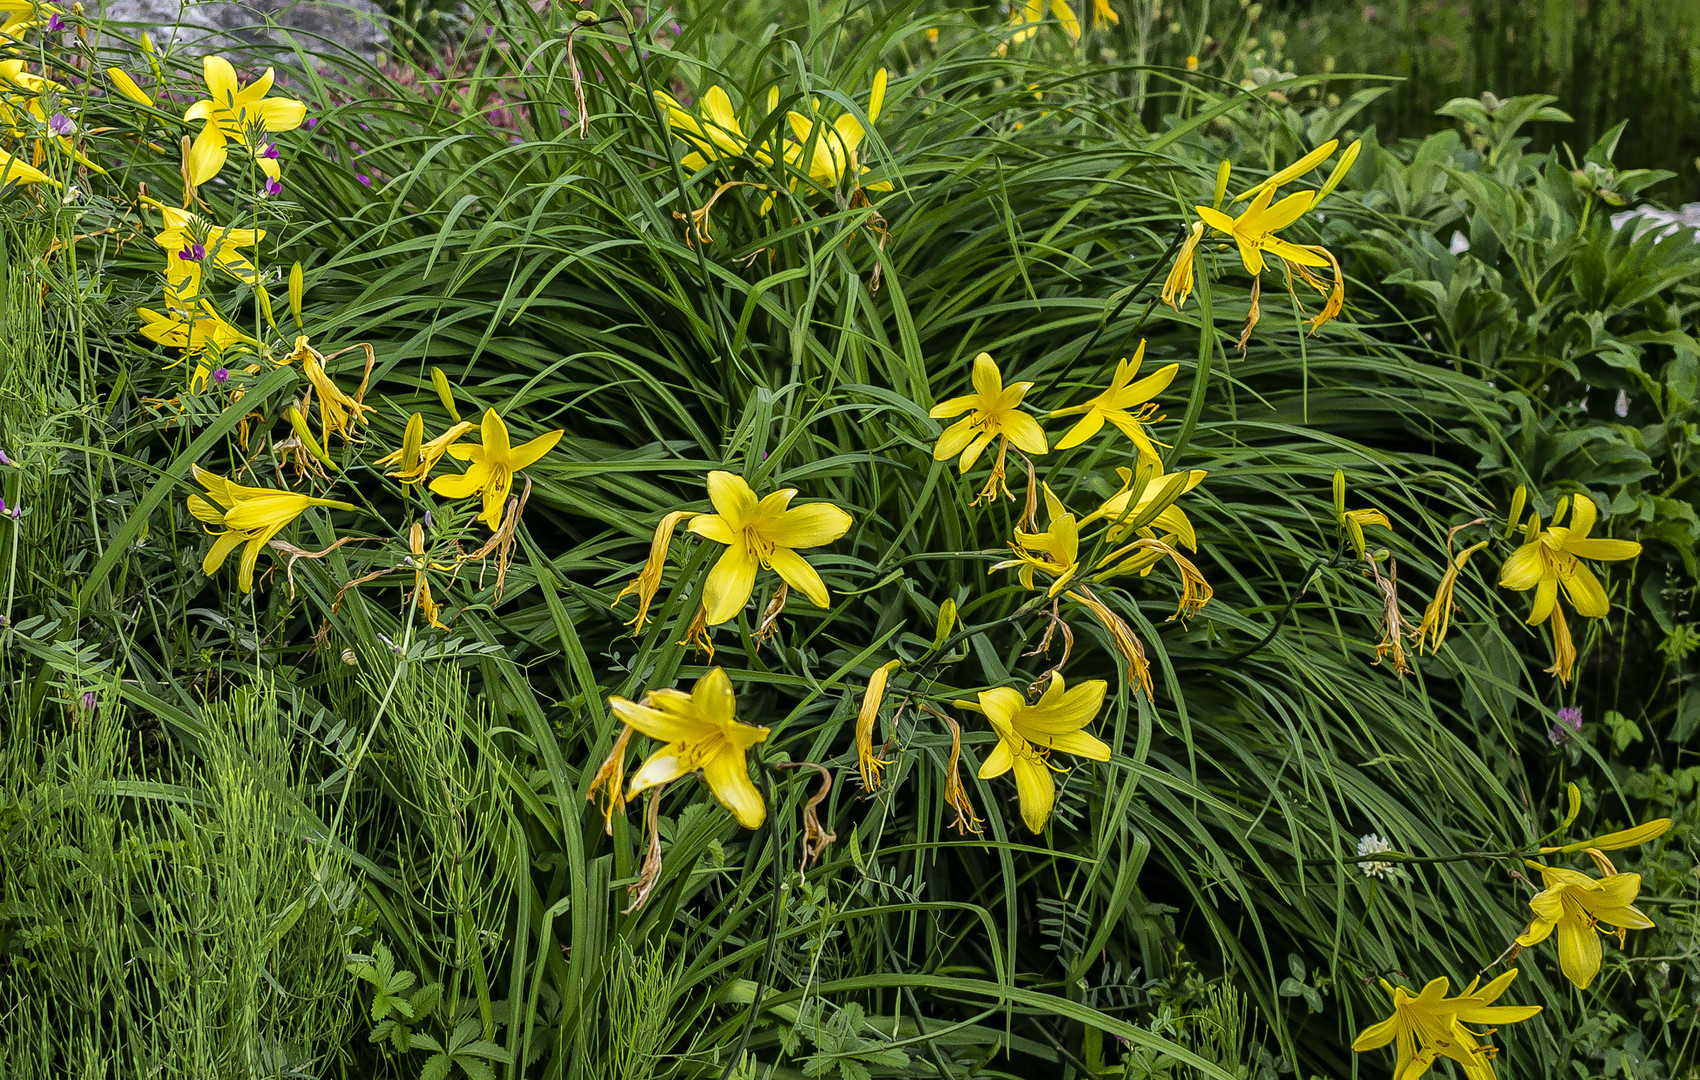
top-left (46, 12), bottom-right (62, 31)
top-left (8, 503), bottom-right (17, 520)
top-left (178, 242), bottom-right (206, 262)
top-left (78, 690), bottom-right (96, 712)
top-left (355, 173), bottom-right (371, 186)
top-left (264, 177), bottom-right (282, 196)
top-left (1549, 706), bottom-right (1584, 746)
top-left (48, 112), bottom-right (75, 137)
top-left (259, 143), bottom-right (280, 160)
top-left (212, 367), bottom-right (229, 385)
top-left (0, 448), bottom-right (10, 465)
top-left (305, 117), bottom-right (319, 129)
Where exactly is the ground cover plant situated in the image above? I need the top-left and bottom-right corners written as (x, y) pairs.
top-left (0, 1), bottom-right (1696, 1077)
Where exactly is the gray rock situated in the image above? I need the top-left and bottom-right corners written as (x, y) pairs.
top-left (96, 0), bottom-right (389, 63)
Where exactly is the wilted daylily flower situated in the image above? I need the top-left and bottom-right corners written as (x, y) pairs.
top-left (375, 413), bottom-right (474, 485)
top-left (1498, 495), bottom-right (1640, 683)
top-left (786, 68), bottom-right (891, 196)
top-left (686, 470), bottom-right (854, 627)
top-left (609, 667), bottom-right (770, 829)
top-left (931, 351), bottom-right (1048, 503)
top-left (1049, 340), bottom-right (1177, 459)
top-left (1516, 852), bottom-right (1655, 990)
top-left (184, 56), bottom-right (306, 186)
top-left (186, 465), bottom-right (354, 592)
top-left (855, 659), bottom-right (903, 790)
top-left (292, 337), bottom-right (373, 446)
top-left (429, 407), bottom-right (562, 529)
top-left (972, 673), bottom-right (1110, 833)
top-left (1351, 969), bottom-right (1540, 1080)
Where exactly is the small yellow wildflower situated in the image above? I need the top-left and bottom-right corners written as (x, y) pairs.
top-left (992, 482), bottom-right (1079, 596)
top-left (685, 470), bottom-right (854, 627)
top-left (972, 673), bottom-right (1109, 833)
top-left (930, 352), bottom-right (1049, 502)
top-left (186, 465), bottom-right (353, 592)
top-left (609, 667), bottom-right (770, 829)
top-left (429, 407), bottom-right (562, 530)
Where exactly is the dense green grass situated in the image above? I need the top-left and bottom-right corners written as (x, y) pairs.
top-left (0, 2), bottom-right (1695, 1077)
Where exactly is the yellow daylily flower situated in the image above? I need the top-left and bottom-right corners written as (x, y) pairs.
top-left (1516, 855), bottom-right (1655, 990)
top-left (1196, 183), bottom-right (1327, 278)
top-left (653, 84), bottom-right (785, 171)
top-left (1049, 340), bottom-right (1177, 458)
top-left (1498, 495), bottom-right (1641, 683)
top-left (1007, 0), bottom-right (1081, 47)
top-left (609, 667), bottom-right (770, 830)
top-left (186, 464), bottom-right (353, 592)
top-left (294, 338), bottom-right (373, 446)
top-left (374, 413), bottom-right (474, 485)
top-left (786, 68), bottom-right (890, 194)
top-left (1351, 969), bottom-right (1540, 1080)
top-left (137, 304), bottom-right (250, 357)
top-left (973, 673), bottom-right (1109, 833)
top-left (930, 352), bottom-right (1049, 502)
top-left (1081, 464), bottom-right (1207, 549)
top-left (0, 0), bottom-right (55, 40)
top-left (992, 482), bottom-right (1079, 596)
top-left (183, 56), bottom-right (306, 186)
top-left (686, 470), bottom-right (854, 627)
top-left (1090, 0), bottom-right (1119, 26)
top-left (152, 206), bottom-right (264, 305)
top-left (428, 407), bottom-right (562, 530)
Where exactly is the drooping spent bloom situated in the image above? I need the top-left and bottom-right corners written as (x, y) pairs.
top-left (428, 408), bottom-right (561, 529)
top-left (1048, 339), bottom-right (1177, 460)
top-left (855, 659), bottom-right (902, 790)
top-left (930, 351), bottom-right (1048, 503)
top-left (1516, 851), bottom-right (1654, 990)
top-left (186, 465), bottom-right (354, 592)
top-left (608, 667), bottom-right (770, 829)
top-left (972, 674), bottom-right (1110, 833)
top-left (291, 336), bottom-right (373, 446)
top-left (1351, 970), bottom-right (1540, 1080)
top-left (685, 470), bottom-right (854, 626)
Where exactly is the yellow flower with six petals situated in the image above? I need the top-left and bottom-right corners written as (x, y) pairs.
top-left (609, 667), bottom-right (770, 829)
top-left (972, 673), bottom-right (1110, 833)
top-left (931, 352), bottom-right (1048, 502)
top-left (786, 68), bottom-right (891, 195)
top-left (187, 465), bottom-right (353, 592)
top-left (1351, 969), bottom-right (1540, 1080)
top-left (992, 483), bottom-right (1079, 596)
top-left (183, 56), bottom-right (306, 186)
top-left (429, 407), bottom-right (562, 530)
top-left (1048, 339), bottom-right (1177, 459)
top-left (686, 470), bottom-right (854, 627)
top-left (1516, 854), bottom-right (1655, 990)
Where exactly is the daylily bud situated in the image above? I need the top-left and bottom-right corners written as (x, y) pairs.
top-left (932, 597), bottom-right (957, 650)
top-left (1212, 158), bottom-right (1232, 209)
top-left (286, 406), bottom-right (336, 468)
top-left (288, 261), bottom-right (304, 325)
top-left (430, 366), bottom-right (460, 421)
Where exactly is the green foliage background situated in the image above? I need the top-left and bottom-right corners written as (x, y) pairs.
top-left (0, 1), bottom-right (1696, 1077)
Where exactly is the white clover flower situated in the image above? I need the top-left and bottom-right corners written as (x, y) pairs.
top-left (1357, 833), bottom-right (1397, 879)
